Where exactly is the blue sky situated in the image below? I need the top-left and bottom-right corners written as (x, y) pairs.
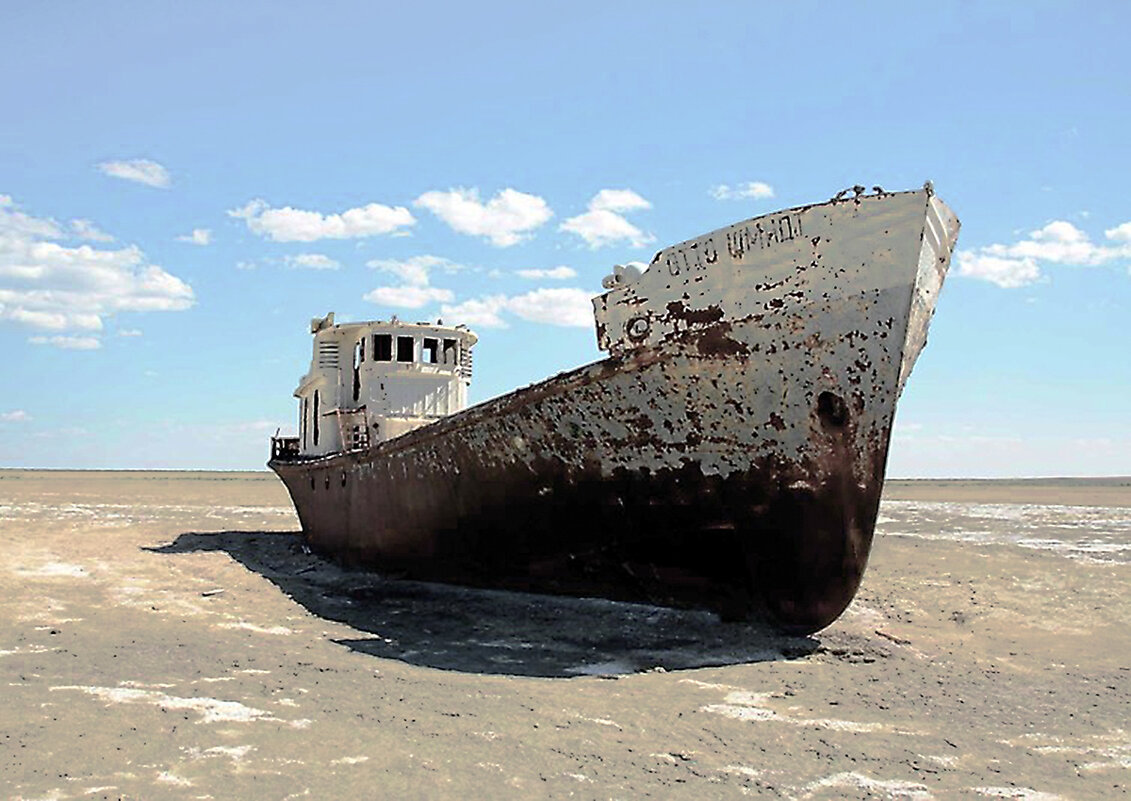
top-left (1, 1), bottom-right (1128, 476)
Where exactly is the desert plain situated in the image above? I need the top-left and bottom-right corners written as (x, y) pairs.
top-left (1, 470), bottom-right (1128, 800)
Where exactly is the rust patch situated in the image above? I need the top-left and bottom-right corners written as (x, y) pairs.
top-left (665, 300), bottom-right (725, 327)
top-left (694, 324), bottom-right (749, 358)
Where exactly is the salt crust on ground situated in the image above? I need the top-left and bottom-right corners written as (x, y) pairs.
top-left (1, 470), bottom-right (1127, 799)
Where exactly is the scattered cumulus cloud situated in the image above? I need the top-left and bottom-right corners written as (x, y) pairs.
top-left (441, 287), bottom-right (593, 329)
top-left (1105, 221), bottom-right (1131, 242)
top-left (366, 255), bottom-right (465, 286)
top-left (440, 295), bottom-right (508, 327)
top-left (954, 253), bottom-right (1041, 289)
top-left (1001, 221), bottom-right (1113, 265)
top-left (4, 308), bottom-right (100, 330)
top-left (176, 228), bottom-right (212, 245)
top-left (0, 194), bottom-right (64, 239)
top-left (710, 181), bottom-right (775, 201)
top-left (118, 328), bottom-right (142, 337)
top-left (364, 255), bottom-right (471, 309)
top-left (283, 253), bottom-right (340, 270)
top-left (363, 250), bottom-right (592, 325)
top-left (29, 335), bottom-right (102, 350)
top-left (506, 287), bottom-right (593, 327)
top-left (229, 199), bottom-right (415, 242)
top-left (956, 219), bottom-right (1131, 288)
top-left (97, 159), bottom-right (171, 188)
top-left (414, 187), bottom-right (552, 247)
top-left (1, 410), bottom-right (30, 422)
top-left (363, 285), bottom-right (455, 308)
top-left (71, 219), bottom-right (114, 242)
top-left (589, 189), bottom-right (651, 213)
top-left (0, 194), bottom-right (194, 345)
top-left (517, 266), bottom-right (577, 280)
top-left (560, 189), bottom-right (653, 248)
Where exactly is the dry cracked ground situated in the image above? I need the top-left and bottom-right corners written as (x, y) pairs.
top-left (1, 471), bottom-right (1128, 799)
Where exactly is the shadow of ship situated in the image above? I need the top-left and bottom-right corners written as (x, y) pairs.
top-left (151, 530), bottom-right (820, 678)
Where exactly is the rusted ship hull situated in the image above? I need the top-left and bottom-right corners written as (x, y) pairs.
top-left (271, 187), bottom-right (960, 633)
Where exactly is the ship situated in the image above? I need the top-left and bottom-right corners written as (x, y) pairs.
top-left (269, 183), bottom-right (960, 634)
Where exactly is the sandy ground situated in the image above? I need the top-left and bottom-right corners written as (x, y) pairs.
top-left (1, 470), bottom-right (1128, 800)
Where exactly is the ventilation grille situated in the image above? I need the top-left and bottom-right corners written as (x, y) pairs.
top-left (317, 342), bottom-right (339, 369)
top-left (459, 342), bottom-right (473, 380)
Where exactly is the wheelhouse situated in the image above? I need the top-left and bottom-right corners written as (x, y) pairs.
top-left (274, 313), bottom-right (477, 459)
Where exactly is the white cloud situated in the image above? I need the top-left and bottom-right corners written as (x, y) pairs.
top-left (235, 260), bottom-right (257, 271)
top-left (176, 228), bottom-right (212, 245)
top-left (1105, 221), bottom-right (1131, 242)
top-left (561, 210), bottom-right (653, 249)
top-left (954, 252), bottom-right (1041, 289)
top-left (439, 295), bottom-right (509, 328)
top-left (957, 218), bottom-right (1131, 288)
top-left (987, 220), bottom-right (1109, 266)
top-left (0, 194), bottom-right (63, 238)
top-left (710, 181), bottom-right (775, 201)
top-left (363, 255), bottom-right (469, 309)
top-left (363, 285), bottom-right (455, 309)
top-left (0, 195), bottom-right (194, 340)
top-left (516, 266), bottom-right (577, 280)
top-left (560, 189), bottom-right (654, 249)
top-left (29, 335), bottom-right (102, 350)
top-left (1, 410), bottom-right (30, 422)
top-left (229, 199), bottom-right (415, 242)
top-left (367, 255), bottom-right (464, 286)
top-left (97, 159), bottom-right (171, 188)
top-left (589, 189), bottom-right (651, 213)
top-left (4, 308), bottom-right (95, 330)
top-left (283, 253), bottom-right (340, 270)
top-left (441, 287), bottom-right (594, 329)
top-left (414, 187), bottom-right (552, 247)
top-left (71, 219), bottom-right (114, 242)
top-left (506, 287), bottom-right (593, 327)
top-left (118, 328), bottom-right (142, 337)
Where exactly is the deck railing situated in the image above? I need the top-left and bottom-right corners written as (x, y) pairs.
top-left (270, 436), bottom-right (301, 461)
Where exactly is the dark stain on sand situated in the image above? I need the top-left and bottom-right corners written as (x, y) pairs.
top-left (151, 530), bottom-right (818, 677)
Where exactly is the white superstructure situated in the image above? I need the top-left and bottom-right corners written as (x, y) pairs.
top-left (293, 313), bottom-right (478, 457)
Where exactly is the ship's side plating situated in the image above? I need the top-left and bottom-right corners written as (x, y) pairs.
top-left (271, 187), bottom-right (960, 633)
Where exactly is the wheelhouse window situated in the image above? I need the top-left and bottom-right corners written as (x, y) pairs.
top-left (443, 338), bottom-right (458, 365)
top-left (373, 334), bottom-right (393, 361)
top-left (422, 338), bottom-right (439, 364)
top-left (396, 336), bottom-right (414, 362)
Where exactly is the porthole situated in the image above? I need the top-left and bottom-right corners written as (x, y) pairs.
top-left (817, 391), bottom-right (848, 429)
